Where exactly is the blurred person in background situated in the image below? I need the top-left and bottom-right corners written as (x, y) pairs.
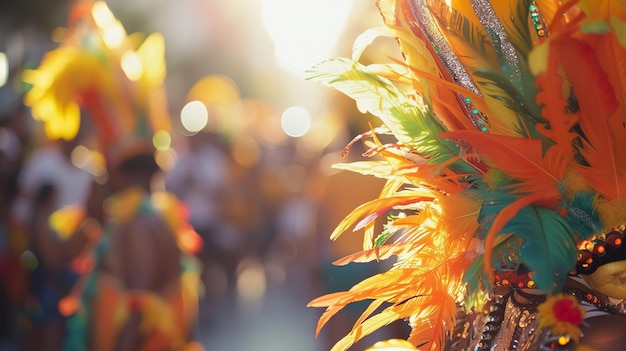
top-left (166, 132), bottom-right (238, 294)
top-left (21, 182), bottom-right (94, 351)
top-left (0, 100), bottom-right (28, 351)
top-left (10, 127), bottom-right (93, 351)
top-left (21, 1), bottom-right (204, 350)
top-left (18, 140), bottom-right (102, 351)
top-left (11, 137), bottom-right (92, 230)
top-left (73, 150), bottom-right (202, 351)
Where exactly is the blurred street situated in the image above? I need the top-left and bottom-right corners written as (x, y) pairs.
top-left (199, 267), bottom-right (322, 351)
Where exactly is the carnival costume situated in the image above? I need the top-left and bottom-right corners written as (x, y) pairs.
top-left (22, 1), bottom-right (203, 350)
top-left (307, 0), bottom-right (626, 350)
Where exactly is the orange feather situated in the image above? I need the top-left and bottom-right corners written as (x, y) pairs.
top-left (333, 242), bottom-right (424, 266)
top-left (559, 37), bottom-right (626, 200)
top-left (534, 44), bottom-right (578, 153)
top-left (441, 130), bottom-right (565, 207)
top-left (330, 195), bottom-right (436, 241)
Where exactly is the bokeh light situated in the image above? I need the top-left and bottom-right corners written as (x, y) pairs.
top-left (91, 1), bottom-right (115, 27)
top-left (186, 75), bottom-right (240, 106)
top-left (280, 105), bottom-right (311, 138)
top-left (300, 110), bottom-right (344, 153)
top-left (70, 145), bottom-right (106, 177)
top-left (0, 52), bottom-right (7, 88)
top-left (155, 149), bottom-right (177, 171)
top-left (236, 258), bottom-right (267, 304)
top-left (121, 51), bottom-right (142, 81)
top-left (152, 130), bottom-right (172, 151)
top-left (70, 145), bottom-right (90, 168)
top-left (92, 2), bottom-right (125, 48)
top-left (20, 250), bottom-right (38, 271)
top-left (180, 100), bottom-right (209, 133)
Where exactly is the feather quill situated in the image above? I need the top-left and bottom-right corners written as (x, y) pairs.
top-left (330, 194), bottom-right (436, 241)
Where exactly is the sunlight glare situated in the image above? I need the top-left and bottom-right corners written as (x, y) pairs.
top-left (261, 0), bottom-right (356, 77)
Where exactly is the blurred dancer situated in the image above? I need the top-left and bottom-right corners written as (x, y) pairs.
top-left (74, 151), bottom-right (202, 351)
top-left (22, 1), bottom-right (204, 350)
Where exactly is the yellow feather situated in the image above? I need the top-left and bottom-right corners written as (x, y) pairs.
top-left (330, 192), bottom-right (436, 241)
top-left (594, 198), bottom-right (626, 229)
top-left (331, 302), bottom-right (415, 351)
top-left (365, 339), bottom-right (418, 351)
top-left (436, 193), bottom-right (481, 242)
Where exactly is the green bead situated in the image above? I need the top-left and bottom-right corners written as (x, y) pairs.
top-left (464, 97), bottom-right (471, 103)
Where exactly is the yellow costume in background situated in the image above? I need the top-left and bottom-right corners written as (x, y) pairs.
top-left (23, 1), bottom-right (204, 350)
top-left (82, 188), bottom-right (202, 351)
top-left (49, 188), bottom-right (204, 351)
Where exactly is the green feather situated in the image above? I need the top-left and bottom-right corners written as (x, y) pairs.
top-left (475, 188), bottom-right (516, 230)
top-left (567, 191), bottom-right (603, 239)
top-left (463, 233), bottom-right (516, 309)
top-left (306, 58), bottom-right (475, 174)
top-left (503, 206), bottom-right (576, 292)
top-left (306, 57), bottom-right (432, 145)
top-left (374, 218), bottom-right (399, 248)
top-left (468, 201), bottom-right (576, 293)
top-left (463, 254), bottom-right (489, 309)
top-left (473, 68), bottom-right (544, 138)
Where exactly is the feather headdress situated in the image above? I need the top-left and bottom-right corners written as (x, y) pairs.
top-left (22, 0), bottom-right (171, 167)
top-left (307, 0), bottom-right (626, 350)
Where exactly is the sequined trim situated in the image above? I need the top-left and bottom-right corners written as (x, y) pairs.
top-left (406, 0), bottom-right (489, 132)
top-left (470, 0), bottom-right (522, 89)
top-left (529, 1), bottom-right (549, 39)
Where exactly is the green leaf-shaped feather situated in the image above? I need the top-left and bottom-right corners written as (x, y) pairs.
top-left (504, 206), bottom-right (576, 292)
top-left (306, 57), bottom-right (473, 173)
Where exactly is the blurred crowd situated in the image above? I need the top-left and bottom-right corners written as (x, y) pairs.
top-left (0, 93), bottom-right (408, 351)
top-left (0, 1), bottom-right (410, 350)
